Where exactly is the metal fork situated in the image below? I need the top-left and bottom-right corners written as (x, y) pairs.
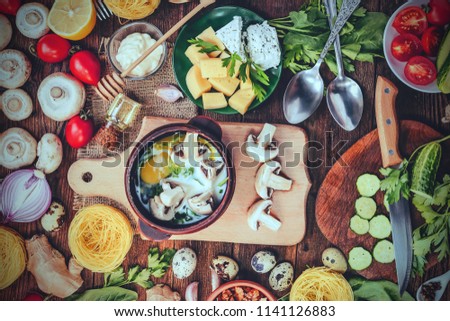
top-left (94, 0), bottom-right (113, 21)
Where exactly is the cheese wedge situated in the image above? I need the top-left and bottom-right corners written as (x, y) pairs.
top-left (185, 44), bottom-right (209, 65)
top-left (186, 65), bottom-right (212, 99)
top-left (229, 89), bottom-right (256, 115)
top-left (202, 92), bottom-right (228, 110)
top-left (209, 77), bottom-right (240, 97)
top-left (197, 27), bottom-right (225, 58)
top-left (246, 21), bottom-right (281, 71)
top-left (199, 58), bottom-right (227, 78)
top-left (216, 16), bottom-right (246, 62)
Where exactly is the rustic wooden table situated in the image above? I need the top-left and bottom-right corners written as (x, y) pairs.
top-left (1, 0), bottom-right (449, 301)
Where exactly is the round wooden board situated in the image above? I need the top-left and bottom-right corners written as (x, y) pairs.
top-left (315, 120), bottom-right (444, 282)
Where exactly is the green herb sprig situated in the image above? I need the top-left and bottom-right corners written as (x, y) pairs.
top-left (188, 38), bottom-right (222, 54)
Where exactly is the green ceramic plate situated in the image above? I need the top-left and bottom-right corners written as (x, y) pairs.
top-left (173, 6), bottom-right (282, 115)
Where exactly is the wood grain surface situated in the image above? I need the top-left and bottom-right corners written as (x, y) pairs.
top-left (67, 116), bottom-right (310, 246)
top-left (1, 0), bottom-right (449, 301)
top-left (316, 120), bottom-right (444, 282)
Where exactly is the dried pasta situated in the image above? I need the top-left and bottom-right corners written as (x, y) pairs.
top-left (0, 226), bottom-right (27, 290)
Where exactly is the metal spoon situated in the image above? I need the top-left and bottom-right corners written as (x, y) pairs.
top-left (416, 270), bottom-right (450, 301)
top-left (324, 0), bottom-right (363, 131)
top-left (283, 0), bottom-right (361, 125)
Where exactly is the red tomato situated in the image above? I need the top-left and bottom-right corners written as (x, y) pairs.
top-left (404, 56), bottom-right (437, 85)
top-left (36, 34), bottom-right (71, 63)
top-left (391, 34), bottom-right (423, 61)
top-left (23, 293), bottom-right (44, 301)
top-left (69, 50), bottom-right (101, 85)
top-left (393, 6), bottom-right (428, 36)
top-left (426, 0), bottom-right (450, 26)
top-left (421, 27), bottom-right (444, 57)
top-left (0, 0), bottom-right (21, 15)
top-left (65, 114), bottom-right (95, 148)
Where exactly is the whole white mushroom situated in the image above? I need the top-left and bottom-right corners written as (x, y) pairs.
top-left (36, 133), bottom-right (63, 174)
top-left (0, 127), bottom-right (37, 170)
top-left (0, 50), bottom-right (32, 89)
top-left (1, 89), bottom-right (33, 121)
top-left (15, 2), bottom-right (49, 39)
top-left (0, 14), bottom-right (12, 50)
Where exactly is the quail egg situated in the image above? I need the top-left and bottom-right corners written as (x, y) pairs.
top-left (40, 201), bottom-right (65, 232)
top-left (269, 262), bottom-right (294, 291)
top-left (172, 248), bottom-right (197, 279)
top-left (211, 255), bottom-right (239, 281)
top-left (251, 250), bottom-right (276, 274)
top-left (322, 247), bottom-right (348, 273)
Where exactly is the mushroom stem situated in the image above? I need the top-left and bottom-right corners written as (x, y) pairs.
top-left (266, 172), bottom-right (292, 191)
top-left (258, 213), bottom-right (282, 231)
top-left (247, 199), bottom-right (282, 232)
top-left (257, 123), bottom-right (277, 147)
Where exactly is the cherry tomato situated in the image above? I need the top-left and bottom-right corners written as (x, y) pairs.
top-left (391, 34), bottom-right (423, 61)
top-left (0, 0), bottom-right (21, 15)
top-left (404, 56), bottom-right (437, 86)
top-left (421, 26), bottom-right (444, 57)
top-left (426, 0), bottom-right (450, 26)
top-left (23, 293), bottom-right (44, 301)
top-left (69, 50), bottom-right (101, 85)
top-left (65, 114), bottom-right (95, 148)
top-left (36, 34), bottom-right (71, 63)
top-left (393, 6), bottom-right (428, 36)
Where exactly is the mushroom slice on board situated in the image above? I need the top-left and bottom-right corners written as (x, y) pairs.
top-left (255, 161), bottom-right (292, 199)
top-left (246, 123), bottom-right (279, 163)
top-left (247, 199), bottom-right (281, 231)
top-left (1, 89), bottom-right (33, 121)
top-left (188, 191), bottom-right (214, 215)
top-left (0, 14), bottom-right (12, 50)
top-left (0, 50), bottom-right (32, 89)
top-left (0, 127), bottom-right (37, 170)
top-left (38, 72), bottom-right (86, 121)
top-left (16, 2), bottom-right (49, 39)
top-left (36, 133), bottom-right (63, 174)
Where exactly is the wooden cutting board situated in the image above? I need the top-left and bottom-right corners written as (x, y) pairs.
top-left (316, 120), bottom-right (443, 282)
top-left (68, 116), bottom-right (310, 246)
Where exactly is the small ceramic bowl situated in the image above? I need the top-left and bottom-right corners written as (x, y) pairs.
top-left (207, 280), bottom-right (277, 301)
top-left (107, 21), bottom-right (167, 80)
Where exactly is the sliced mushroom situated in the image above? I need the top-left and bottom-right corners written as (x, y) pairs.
top-left (246, 123), bottom-right (279, 163)
top-left (0, 127), bottom-right (37, 170)
top-left (170, 133), bottom-right (208, 166)
top-left (38, 72), bottom-right (86, 121)
top-left (188, 191), bottom-right (214, 215)
top-left (36, 133), bottom-right (63, 174)
top-left (199, 158), bottom-right (225, 182)
top-left (16, 2), bottom-right (49, 39)
top-left (0, 14), bottom-right (12, 50)
top-left (0, 49), bottom-right (32, 89)
top-left (150, 196), bottom-right (176, 221)
top-left (1, 89), bottom-right (33, 121)
top-left (255, 161), bottom-right (292, 199)
top-left (159, 181), bottom-right (185, 207)
top-left (247, 199), bottom-right (281, 231)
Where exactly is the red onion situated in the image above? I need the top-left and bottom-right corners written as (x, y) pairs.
top-left (185, 281), bottom-right (199, 301)
top-left (1, 169), bottom-right (52, 223)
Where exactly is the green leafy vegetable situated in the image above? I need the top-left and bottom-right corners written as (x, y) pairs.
top-left (67, 286), bottom-right (138, 301)
top-left (222, 52), bottom-right (242, 77)
top-left (269, 0), bottom-right (388, 75)
top-left (348, 277), bottom-right (414, 301)
top-left (147, 247), bottom-right (176, 278)
top-left (380, 160), bottom-right (410, 204)
top-left (188, 38), bottom-right (221, 54)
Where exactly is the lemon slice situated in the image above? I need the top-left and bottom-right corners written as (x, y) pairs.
top-left (47, 0), bottom-right (96, 41)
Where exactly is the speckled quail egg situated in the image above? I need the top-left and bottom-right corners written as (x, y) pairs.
top-left (172, 248), bottom-right (197, 279)
top-left (40, 201), bottom-right (65, 232)
top-left (322, 248), bottom-right (348, 273)
top-left (251, 250), bottom-right (276, 274)
top-left (269, 262), bottom-right (294, 291)
top-left (211, 255), bottom-right (239, 281)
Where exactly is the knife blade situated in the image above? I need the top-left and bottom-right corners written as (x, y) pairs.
top-left (375, 76), bottom-right (412, 295)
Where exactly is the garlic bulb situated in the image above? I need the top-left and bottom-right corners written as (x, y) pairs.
top-left (155, 84), bottom-right (184, 103)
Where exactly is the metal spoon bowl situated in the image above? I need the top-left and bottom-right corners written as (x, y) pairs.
top-left (416, 270), bottom-right (450, 301)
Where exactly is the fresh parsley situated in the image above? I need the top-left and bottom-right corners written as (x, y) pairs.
top-left (188, 38), bottom-right (221, 54)
top-left (222, 52), bottom-right (242, 77)
top-left (379, 160), bottom-right (410, 204)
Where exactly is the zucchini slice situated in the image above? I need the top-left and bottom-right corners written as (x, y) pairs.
top-left (356, 174), bottom-right (380, 197)
top-left (369, 215), bottom-right (392, 239)
top-left (350, 215), bottom-right (369, 235)
top-left (348, 247), bottom-right (372, 271)
top-left (373, 240), bottom-right (395, 264)
top-left (355, 197), bottom-right (377, 219)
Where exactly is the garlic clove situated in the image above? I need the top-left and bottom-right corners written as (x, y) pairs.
top-left (155, 84), bottom-right (184, 103)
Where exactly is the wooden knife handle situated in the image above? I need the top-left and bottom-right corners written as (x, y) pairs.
top-left (375, 76), bottom-right (403, 168)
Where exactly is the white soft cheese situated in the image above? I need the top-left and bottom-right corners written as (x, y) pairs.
top-left (246, 21), bottom-right (281, 70)
top-left (216, 16), bottom-right (247, 62)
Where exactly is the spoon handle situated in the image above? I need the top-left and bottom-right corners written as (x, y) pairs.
top-left (324, 0), bottom-right (344, 76)
top-left (318, 0), bottom-right (361, 64)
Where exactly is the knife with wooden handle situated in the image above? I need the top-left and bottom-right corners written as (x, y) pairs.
top-left (375, 76), bottom-right (412, 295)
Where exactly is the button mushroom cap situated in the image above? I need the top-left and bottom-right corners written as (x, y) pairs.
top-left (0, 49), bottom-right (32, 89)
top-left (188, 191), bottom-right (214, 215)
top-left (1, 89), bottom-right (33, 121)
top-left (38, 72), bottom-right (86, 121)
top-left (246, 123), bottom-right (279, 163)
top-left (150, 196), bottom-right (176, 221)
top-left (16, 2), bottom-right (49, 39)
top-left (247, 199), bottom-right (281, 232)
top-left (255, 161), bottom-right (292, 199)
top-left (0, 14), bottom-right (12, 50)
top-left (0, 127), bottom-right (37, 170)
top-left (36, 133), bottom-right (63, 174)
